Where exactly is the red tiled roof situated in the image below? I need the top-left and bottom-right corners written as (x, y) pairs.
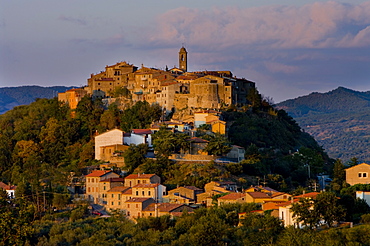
top-left (133, 183), bottom-right (160, 188)
top-left (132, 129), bottom-right (152, 135)
top-left (143, 203), bottom-right (184, 212)
top-left (270, 192), bottom-right (289, 198)
top-left (246, 192), bottom-right (270, 198)
top-left (294, 192), bottom-right (319, 199)
top-left (123, 188), bottom-right (132, 195)
top-left (125, 174), bottom-right (157, 179)
top-left (183, 186), bottom-right (203, 191)
top-left (126, 197), bottom-right (153, 203)
top-left (107, 186), bottom-right (131, 193)
top-left (218, 193), bottom-right (245, 200)
top-left (100, 178), bottom-right (124, 183)
top-left (85, 170), bottom-right (112, 177)
top-left (0, 182), bottom-right (16, 190)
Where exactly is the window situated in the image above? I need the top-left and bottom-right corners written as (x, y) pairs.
top-left (88, 187), bottom-right (90, 192)
top-left (127, 204), bottom-right (130, 208)
top-left (118, 194), bottom-right (121, 200)
top-left (112, 202), bottom-right (114, 205)
top-left (118, 202), bottom-right (121, 205)
top-left (136, 191), bottom-right (139, 196)
top-left (112, 194), bottom-right (114, 198)
top-left (136, 204), bottom-right (139, 208)
top-left (359, 172), bottom-right (368, 178)
top-left (142, 191), bottom-right (145, 196)
top-left (148, 191), bottom-right (151, 196)
top-left (104, 186), bottom-right (106, 190)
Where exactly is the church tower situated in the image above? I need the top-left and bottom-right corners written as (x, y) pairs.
top-left (179, 46), bottom-right (187, 72)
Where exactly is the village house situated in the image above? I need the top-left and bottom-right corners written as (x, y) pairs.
top-left (58, 88), bottom-right (87, 110)
top-left (197, 181), bottom-right (238, 207)
top-left (345, 163), bottom-right (370, 185)
top-left (85, 170), bottom-right (121, 204)
top-left (131, 183), bottom-right (167, 203)
top-left (217, 192), bottom-right (246, 206)
top-left (124, 197), bottom-right (155, 219)
top-left (277, 192), bottom-right (319, 228)
top-left (164, 186), bottom-right (204, 204)
top-left (105, 186), bottom-right (132, 211)
top-left (124, 174), bottom-right (161, 187)
top-left (0, 181), bottom-right (17, 199)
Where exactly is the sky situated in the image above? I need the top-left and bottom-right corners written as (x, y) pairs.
top-left (1, 0), bottom-right (370, 103)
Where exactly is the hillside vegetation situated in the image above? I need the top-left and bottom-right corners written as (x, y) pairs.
top-left (277, 87), bottom-right (370, 162)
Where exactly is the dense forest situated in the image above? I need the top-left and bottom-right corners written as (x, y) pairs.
top-left (277, 87), bottom-right (370, 163)
top-left (0, 91), bottom-right (364, 245)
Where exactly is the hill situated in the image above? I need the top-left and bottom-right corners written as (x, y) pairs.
top-left (0, 85), bottom-right (74, 114)
top-left (277, 87), bottom-right (370, 162)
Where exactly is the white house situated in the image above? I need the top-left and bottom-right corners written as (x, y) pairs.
top-left (95, 129), bottom-right (153, 161)
top-left (0, 182), bottom-right (17, 199)
top-left (95, 129), bottom-right (125, 160)
top-left (356, 191), bottom-right (370, 206)
top-left (124, 129), bottom-right (153, 147)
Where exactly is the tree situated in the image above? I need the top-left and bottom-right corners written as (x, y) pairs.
top-left (331, 159), bottom-right (346, 191)
top-left (123, 144), bottom-right (148, 173)
top-left (203, 133), bottom-right (231, 156)
top-left (291, 197), bottom-right (321, 229)
top-left (315, 191), bottom-right (346, 227)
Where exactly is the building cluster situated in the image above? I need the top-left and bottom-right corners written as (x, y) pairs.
top-left (80, 162), bottom-right (370, 225)
top-left (58, 47), bottom-right (255, 113)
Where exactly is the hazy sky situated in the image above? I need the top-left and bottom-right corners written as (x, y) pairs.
top-left (1, 0), bottom-right (370, 102)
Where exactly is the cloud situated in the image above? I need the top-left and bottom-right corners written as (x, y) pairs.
top-left (58, 15), bottom-right (88, 26)
top-left (148, 2), bottom-right (370, 49)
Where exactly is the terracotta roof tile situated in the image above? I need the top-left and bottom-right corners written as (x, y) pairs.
top-left (126, 197), bottom-right (153, 203)
top-left (107, 186), bottom-right (131, 193)
top-left (133, 183), bottom-right (160, 188)
top-left (218, 193), bottom-right (245, 200)
top-left (86, 170), bottom-right (112, 177)
top-left (246, 192), bottom-right (270, 198)
top-left (132, 129), bottom-right (152, 135)
top-left (125, 174), bottom-right (157, 179)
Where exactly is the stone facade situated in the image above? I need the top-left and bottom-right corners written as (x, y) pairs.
top-left (60, 47), bottom-right (256, 115)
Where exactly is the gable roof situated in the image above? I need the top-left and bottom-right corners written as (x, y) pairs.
top-left (125, 197), bottom-right (154, 203)
top-left (246, 192), bottom-right (270, 198)
top-left (125, 174), bottom-right (157, 179)
top-left (86, 170), bottom-right (114, 177)
top-left (294, 192), bottom-right (319, 199)
top-left (143, 203), bottom-right (185, 212)
top-left (132, 129), bottom-right (152, 135)
top-left (107, 186), bottom-right (131, 193)
top-left (133, 183), bottom-right (160, 188)
top-left (0, 182), bottom-right (16, 190)
top-left (218, 193), bottom-right (245, 200)
top-left (345, 163), bottom-right (370, 171)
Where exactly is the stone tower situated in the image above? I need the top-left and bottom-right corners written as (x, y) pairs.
top-left (179, 46), bottom-right (187, 72)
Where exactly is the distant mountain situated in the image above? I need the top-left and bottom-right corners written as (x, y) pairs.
top-left (0, 86), bottom-right (74, 115)
top-left (277, 87), bottom-right (370, 163)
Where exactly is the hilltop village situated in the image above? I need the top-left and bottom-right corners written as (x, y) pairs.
top-left (4, 48), bottom-right (370, 244)
top-left (58, 47), bottom-right (255, 120)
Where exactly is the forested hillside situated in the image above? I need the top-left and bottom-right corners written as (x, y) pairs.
top-left (0, 85), bottom-right (74, 114)
top-left (277, 87), bottom-right (370, 163)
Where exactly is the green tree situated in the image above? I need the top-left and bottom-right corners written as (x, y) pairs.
top-left (331, 159), bottom-right (346, 191)
top-left (203, 133), bottom-right (231, 156)
top-left (123, 144), bottom-right (148, 173)
top-left (291, 197), bottom-right (321, 229)
top-left (315, 191), bottom-right (346, 227)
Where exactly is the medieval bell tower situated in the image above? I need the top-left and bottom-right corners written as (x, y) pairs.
top-left (179, 46), bottom-right (187, 72)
